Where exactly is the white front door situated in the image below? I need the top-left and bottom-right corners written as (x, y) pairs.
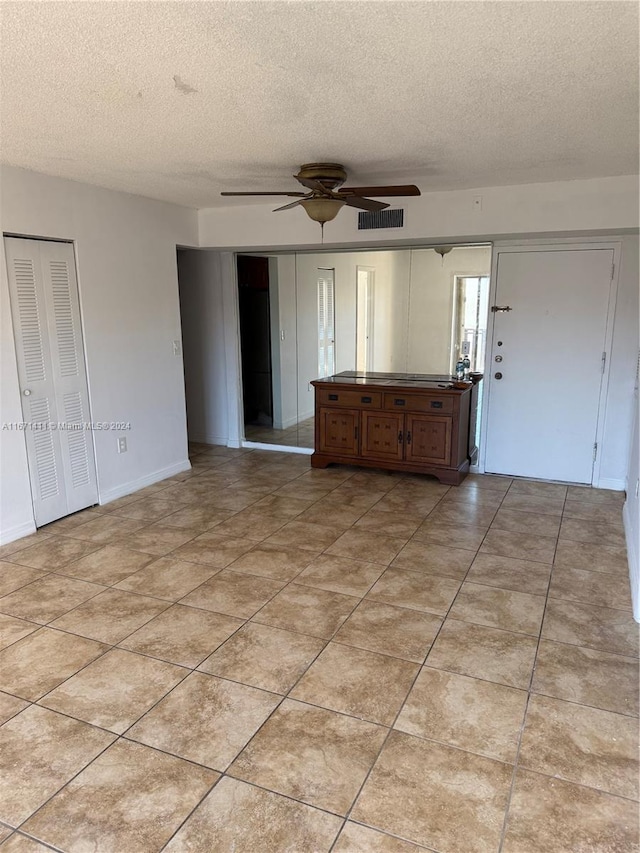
top-left (483, 247), bottom-right (615, 483)
top-left (5, 237), bottom-right (98, 526)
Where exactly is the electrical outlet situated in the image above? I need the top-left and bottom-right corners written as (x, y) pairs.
top-left (117, 436), bottom-right (127, 454)
top-left (461, 341), bottom-right (471, 356)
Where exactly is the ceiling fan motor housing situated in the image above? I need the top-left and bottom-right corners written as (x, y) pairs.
top-left (296, 163), bottom-right (347, 191)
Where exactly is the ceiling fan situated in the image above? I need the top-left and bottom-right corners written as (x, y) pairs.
top-left (221, 163), bottom-right (421, 227)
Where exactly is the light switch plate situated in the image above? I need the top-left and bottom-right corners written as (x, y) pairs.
top-left (461, 341), bottom-right (471, 355)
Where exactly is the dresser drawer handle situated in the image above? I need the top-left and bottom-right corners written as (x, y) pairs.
top-left (430, 401), bottom-right (443, 409)
top-left (394, 398), bottom-right (406, 406)
top-left (328, 394), bottom-right (338, 401)
top-left (361, 396), bottom-right (372, 403)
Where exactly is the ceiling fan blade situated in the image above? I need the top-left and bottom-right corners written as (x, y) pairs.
top-left (294, 176), bottom-right (330, 192)
top-left (273, 199), bottom-right (306, 212)
top-left (344, 197), bottom-right (389, 212)
top-left (340, 185), bottom-right (421, 197)
top-left (220, 191), bottom-right (307, 197)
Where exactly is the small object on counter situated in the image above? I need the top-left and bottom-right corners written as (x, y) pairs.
top-left (462, 355), bottom-right (471, 379)
top-left (455, 360), bottom-right (465, 380)
top-left (453, 380), bottom-right (472, 389)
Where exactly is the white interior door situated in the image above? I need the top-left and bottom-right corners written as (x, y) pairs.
top-left (5, 237), bottom-right (98, 526)
top-left (317, 270), bottom-right (335, 378)
top-left (484, 248), bottom-right (614, 483)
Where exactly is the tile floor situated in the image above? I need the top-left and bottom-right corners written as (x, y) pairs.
top-left (245, 416), bottom-right (315, 448)
top-left (0, 444), bottom-right (638, 852)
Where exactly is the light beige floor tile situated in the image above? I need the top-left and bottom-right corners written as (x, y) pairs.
top-left (290, 642), bottom-right (419, 725)
top-left (502, 769), bottom-right (640, 853)
top-left (6, 537), bottom-right (101, 570)
top-left (0, 691), bottom-right (29, 724)
top-left (263, 520), bottom-right (342, 552)
top-left (499, 493), bottom-right (565, 516)
top-left (98, 493), bottom-right (143, 513)
top-left (57, 545), bottom-right (155, 584)
top-left (326, 529), bottom-right (405, 566)
top-left (114, 557), bottom-right (218, 600)
top-left (205, 489), bottom-right (263, 512)
top-left (354, 509), bottom-right (424, 539)
top-left (367, 568), bottom-right (460, 615)
top-left (252, 494), bottom-right (316, 519)
top-left (165, 776), bottom-right (342, 852)
top-left (395, 667), bottom-right (528, 762)
top-left (442, 487), bottom-right (505, 510)
top-left (50, 589), bottom-right (170, 644)
top-left (549, 565), bottom-right (632, 611)
top-left (199, 622), bottom-right (323, 693)
top-left (206, 510), bottom-right (288, 541)
top-left (391, 541), bottom-right (475, 578)
top-left (226, 543), bottom-right (314, 581)
top-left (465, 553), bottom-right (551, 596)
top-left (372, 493), bottom-right (440, 517)
top-left (462, 474), bottom-right (513, 493)
top-left (542, 598), bottom-right (639, 657)
top-left (0, 563), bottom-right (47, 597)
top-left (554, 539), bottom-right (629, 575)
top-left (275, 481), bottom-right (339, 501)
top-left (21, 740), bottom-right (217, 852)
top-left (296, 554), bottom-right (384, 597)
top-left (566, 486), bottom-right (625, 505)
top-left (449, 582), bottom-right (546, 636)
top-left (519, 694), bottom-right (639, 800)
top-left (428, 501), bottom-right (498, 527)
top-left (491, 508), bottom-right (561, 538)
top-left (229, 699), bottom-right (386, 815)
top-left (427, 618), bottom-right (538, 689)
top-left (480, 529), bottom-right (557, 564)
top-left (62, 515), bottom-right (147, 544)
top-left (352, 730), bottom-right (513, 853)
top-left (0, 705), bottom-right (115, 825)
top-left (508, 480), bottom-right (567, 500)
top-left (120, 525), bottom-right (197, 556)
top-left (0, 628), bottom-right (108, 701)
top-left (110, 497), bottom-right (179, 522)
top-left (40, 648), bottom-right (186, 733)
top-left (0, 532), bottom-right (53, 560)
top-left (128, 672), bottom-right (279, 770)
top-left (560, 518), bottom-right (626, 547)
top-left (296, 501), bottom-right (370, 530)
top-left (161, 504), bottom-right (234, 532)
top-left (533, 639), bottom-right (639, 716)
top-left (0, 613), bottom-right (38, 650)
top-left (171, 532), bottom-right (256, 569)
top-left (333, 822), bottom-right (428, 852)
top-left (0, 833), bottom-right (53, 851)
top-left (411, 520), bottom-right (487, 551)
top-left (0, 575), bottom-right (105, 624)
top-left (180, 571), bottom-right (284, 619)
top-left (253, 584), bottom-right (359, 638)
top-left (334, 600), bottom-right (442, 663)
top-left (563, 499), bottom-right (625, 526)
top-left (120, 604), bottom-right (243, 668)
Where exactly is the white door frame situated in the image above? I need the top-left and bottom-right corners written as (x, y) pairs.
top-left (478, 239), bottom-right (621, 486)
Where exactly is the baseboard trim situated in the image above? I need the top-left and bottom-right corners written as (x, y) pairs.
top-left (595, 477), bottom-right (626, 492)
top-left (98, 459), bottom-right (192, 506)
top-left (0, 518), bottom-right (37, 546)
top-left (241, 440), bottom-right (313, 455)
top-left (623, 501), bottom-right (640, 623)
top-left (188, 433), bottom-right (228, 447)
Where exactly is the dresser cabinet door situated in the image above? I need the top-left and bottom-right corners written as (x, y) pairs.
top-left (319, 408), bottom-right (360, 456)
top-left (405, 415), bottom-right (452, 466)
top-left (361, 411), bottom-right (404, 461)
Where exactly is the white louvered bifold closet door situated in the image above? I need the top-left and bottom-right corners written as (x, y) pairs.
top-left (5, 237), bottom-right (98, 526)
top-left (317, 270), bottom-right (336, 379)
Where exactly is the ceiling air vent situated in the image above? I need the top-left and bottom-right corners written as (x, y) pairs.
top-left (358, 208), bottom-right (404, 230)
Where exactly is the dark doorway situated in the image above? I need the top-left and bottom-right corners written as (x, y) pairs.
top-left (237, 255), bottom-right (273, 427)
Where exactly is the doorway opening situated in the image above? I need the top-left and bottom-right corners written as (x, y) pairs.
top-left (237, 255), bottom-right (274, 431)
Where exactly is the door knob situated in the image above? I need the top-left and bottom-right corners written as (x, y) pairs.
top-left (495, 372), bottom-right (503, 380)
top-left (495, 355), bottom-right (503, 362)
top-left (23, 389), bottom-right (31, 396)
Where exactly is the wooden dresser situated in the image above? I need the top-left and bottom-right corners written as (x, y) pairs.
top-left (311, 372), bottom-right (480, 485)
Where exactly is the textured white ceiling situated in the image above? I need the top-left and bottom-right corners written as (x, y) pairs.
top-left (1, 1), bottom-right (638, 208)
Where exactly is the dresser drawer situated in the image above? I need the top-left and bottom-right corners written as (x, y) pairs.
top-left (317, 389), bottom-right (382, 408)
top-left (383, 393), bottom-right (454, 414)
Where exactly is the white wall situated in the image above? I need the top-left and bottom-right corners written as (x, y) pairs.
top-left (1, 165), bottom-right (198, 543)
top-left (199, 175), bottom-right (638, 249)
top-left (624, 395), bottom-right (639, 622)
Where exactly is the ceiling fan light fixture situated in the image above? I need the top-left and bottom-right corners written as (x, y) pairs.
top-left (300, 197), bottom-right (346, 223)
top-left (433, 246), bottom-right (453, 258)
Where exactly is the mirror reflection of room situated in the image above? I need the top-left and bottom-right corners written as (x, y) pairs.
top-left (239, 245), bottom-right (491, 449)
